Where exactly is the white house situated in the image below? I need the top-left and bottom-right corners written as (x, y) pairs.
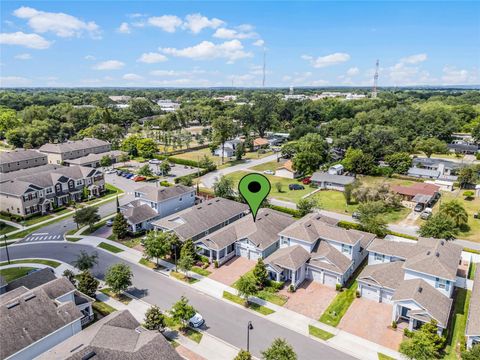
top-left (120, 184), bottom-right (195, 233)
top-left (466, 265), bottom-right (480, 349)
top-left (328, 164), bottom-right (344, 175)
top-left (275, 160), bottom-right (298, 179)
top-left (213, 139), bottom-right (242, 158)
top-left (358, 237), bottom-right (463, 335)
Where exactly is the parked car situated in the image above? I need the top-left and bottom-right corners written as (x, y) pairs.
top-left (134, 176), bottom-right (146, 182)
top-left (352, 211), bottom-right (361, 220)
top-left (263, 170), bottom-right (275, 175)
top-left (302, 177), bottom-right (311, 185)
top-left (105, 169), bottom-right (116, 174)
top-left (414, 203), bottom-right (424, 212)
top-left (126, 174), bottom-right (135, 179)
top-left (116, 171), bottom-right (124, 176)
top-left (289, 184), bottom-right (305, 190)
top-left (148, 159), bottom-right (161, 164)
top-left (188, 313), bottom-right (205, 328)
top-left (106, 219), bottom-right (114, 227)
top-left (122, 173), bottom-right (130, 177)
top-left (420, 208), bottom-right (433, 220)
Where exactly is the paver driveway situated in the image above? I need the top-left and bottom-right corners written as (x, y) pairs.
top-left (208, 256), bottom-right (256, 286)
top-left (338, 298), bottom-right (403, 350)
top-left (280, 280), bottom-right (337, 319)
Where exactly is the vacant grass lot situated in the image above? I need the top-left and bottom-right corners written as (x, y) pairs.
top-left (0, 267), bottom-right (38, 282)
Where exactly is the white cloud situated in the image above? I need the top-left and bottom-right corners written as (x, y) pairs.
top-left (310, 79), bottom-right (330, 86)
top-left (137, 52), bottom-right (168, 63)
top-left (149, 78), bottom-right (212, 86)
top-left (302, 52), bottom-right (350, 68)
top-left (117, 22), bottom-right (131, 34)
top-left (161, 40), bottom-right (252, 63)
top-left (253, 39), bottom-right (265, 47)
top-left (213, 27), bottom-right (256, 40)
top-left (282, 72), bottom-right (312, 84)
top-left (122, 73), bottom-right (143, 81)
top-left (441, 66), bottom-right (478, 84)
top-left (400, 53), bottom-right (427, 64)
top-left (14, 53), bottom-right (31, 60)
top-left (346, 67), bottom-right (359, 76)
top-left (183, 13), bottom-right (224, 33)
top-left (84, 55), bottom-right (96, 60)
top-left (93, 60), bottom-right (125, 70)
top-left (13, 6), bottom-right (100, 38)
top-left (150, 69), bottom-right (206, 77)
top-left (0, 32), bottom-right (51, 49)
top-left (0, 76), bottom-right (31, 86)
top-left (147, 15), bottom-right (182, 33)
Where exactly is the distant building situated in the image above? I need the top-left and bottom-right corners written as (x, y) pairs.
top-left (328, 164), bottom-right (344, 175)
top-left (39, 138), bottom-right (111, 165)
top-left (253, 137), bottom-right (269, 151)
top-left (64, 150), bottom-right (126, 168)
top-left (108, 95), bottom-right (131, 103)
top-left (447, 143), bottom-right (479, 155)
top-left (0, 149), bottom-right (48, 173)
top-left (157, 99), bottom-right (180, 112)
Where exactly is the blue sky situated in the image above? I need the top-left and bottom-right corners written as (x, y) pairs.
top-left (1, 1), bottom-right (479, 87)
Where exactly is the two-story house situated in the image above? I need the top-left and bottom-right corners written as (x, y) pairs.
top-left (357, 237), bottom-right (463, 335)
top-left (120, 184), bottom-right (196, 233)
top-left (0, 149), bottom-right (48, 173)
top-left (39, 138), bottom-right (111, 165)
top-left (152, 197), bottom-right (249, 242)
top-left (0, 164), bottom-right (105, 217)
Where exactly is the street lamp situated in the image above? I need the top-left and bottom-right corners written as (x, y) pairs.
top-left (246, 321), bottom-right (254, 352)
top-left (172, 244), bottom-right (178, 272)
top-left (3, 235), bottom-right (11, 264)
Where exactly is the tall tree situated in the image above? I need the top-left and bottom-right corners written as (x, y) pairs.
top-left (143, 231), bottom-right (171, 266)
top-left (253, 259), bottom-right (268, 289)
top-left (112, 212), bottom-right (129, 240)
top-left (291, 133), bottom-right (328, 175)
top-left (297, 198), bottom-right (319, 217)
top-left (73, 250), bottom-right (98, 271)
top-left (252, 94), bottom-right (278, 138)
top-left (73, 207), bottom-right (100, 231)
top-left (105, 263), bottom-right (133, 295)
top-left (236, 274), bottom-right (258, 305)
top-left (212, 116), bottom-right (236, 164)
top-left (143, 306), bottom-right (165, 331)
top-left (440, 200), bottom-right (468, 227)
top-left (399, 320), bottom-right (445, 360)
top-left (419, 213), bottom-right (457, 239)
top-left (413, 137), bottom-right (448, 158)
top-left (76, 271), bottom-right (99, 298)
top-left (213, 175), bottom-right (236, 199)
top-left (171, 296), bottom-right (196, 330)
top-left (261, 338), bottom-right (297, 360)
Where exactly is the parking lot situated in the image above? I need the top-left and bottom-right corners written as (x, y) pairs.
top-left (114, 160), bottom-right (198, 183)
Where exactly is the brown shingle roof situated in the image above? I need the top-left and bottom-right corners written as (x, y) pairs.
top-left (358, 261), bottom-right (405, 290)
top-left (265, 245), bottom-right (311, 271)
top-left (466, 264), bottom-right (480, 336)
top-left (367, 238), bottom-right (425, 260)
top-left (309, 241), bottom-right (353, 274)
top-left (391, 183), bottom-right (440, 197)
top-left (122, 203), bottom-right (158, 225)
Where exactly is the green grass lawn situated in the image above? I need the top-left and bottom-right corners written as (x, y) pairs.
top-left (0, 258), bottom-right (61, 268)
top-left (0, 222), bottom-right (16, 235)
top-left (108, 233), bottom-right (143, 248)
top-left (100, 288), bottom-right (132, 304)
top-left (164, 316), bottom-right (203, 343)
top-left (170, 271), bottom-right (199, 284)
top-left (92, 301), bottom-right (117, 316)
top-left (138, 257), bottom-right (163, 269)
top-left (66, 236), bottom-right (83, 242)
top-left (191, 266), bottom-right (211, 277)
top-left (377, 353), bottom-right (396, 360)
top-left (226, 170), bottom-right (312, 202)
top-left (444, 289), bottom-right (471, 360)
top-left (0, 267), bottom-right (38, 282)
top-left (308, 325), bottom-right (334, 341)
top-left (98, 242), bottom-right (124, 253)
top-left (250, 160), bottom-right (279, 172)
top-left (256, 288), bottom-right (288, 306)
top-left (222, 291), bottom-right (275, 315)
top-left (24, 214), bottom-right (55, 226)
top-left (172, 148), bottom-right (224, 166)
top-left (468, 262), bottom-right (477, 280)
top-left (80, 218), bottom-right (110, 236)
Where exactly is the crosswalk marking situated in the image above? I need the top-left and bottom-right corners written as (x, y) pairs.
top-left (21, 233), bottom-right (63, 243)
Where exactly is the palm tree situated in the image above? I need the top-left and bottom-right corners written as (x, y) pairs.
top-left (440, 200), bottom-right (468, 227)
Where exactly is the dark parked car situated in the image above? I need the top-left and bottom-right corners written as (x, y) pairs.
top-left (116, 171), bottom-right (124, 176)
top-left (414, 203), bottom-right (424, 212)
top-left (289, 184), bottom-right (305, 190)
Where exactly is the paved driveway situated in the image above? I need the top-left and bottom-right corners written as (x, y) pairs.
top-left (208, 256), bottom-right (256, 286)
top-left (280, 280), bottom-right (337, 319)
top-left (338, 298), bottom-right (403, 350)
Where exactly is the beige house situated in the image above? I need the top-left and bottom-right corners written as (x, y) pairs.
top-left (39, 138), bottom-right (111, 165)
top-left (0, 149), bottom-right (48, 173)
top-left (275, 160), bottom-right (298, 179)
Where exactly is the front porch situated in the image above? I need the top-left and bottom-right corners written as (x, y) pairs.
top-left (267, 265), bottom-right (304, 288)
top-left (393, 304), bottom-right (444, 335)
top-left (196, 243), bottom-right (236, 266)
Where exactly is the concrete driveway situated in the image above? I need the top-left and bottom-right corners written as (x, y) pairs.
top-left (338, 298), bottom-right (403, 350)
top-left (208, 256), bottom-right (256, 286)
top-left (280, 280), bottom-right (337, 319)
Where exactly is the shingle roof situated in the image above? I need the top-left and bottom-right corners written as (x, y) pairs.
top-left (277, 159), bottom-right (295, 172)
top-left (309, 241), bottom-right (353, 274)
top-left (358, 261), bottom-right (405, 290)
top-left (0, 287), bottom-right (83, 359)
top-left (39, 138), bottom-right (110, 154)
top-left (367, 238), bottom-right (424, 260)
top-left (0, 149), bottom-right (46, 165)
top-left (265, 245), bottom-right (311, 271)
top-left (198, 208), bottom-right (295, 251)
top-left (403, 237), bottom-right (462, 281)
top-left (391, 183), bottom-right (440, 197)
top-left (392, 278), bottom-right (452, 328)
top-left (412, 157), bottom-right (462, 170)
top-left (64, 150), bottom-right (125, 165)
top-left (39, 310), bottom-right (182, 360)
top-left (253, 137), bottom-right (269, 146)
top-left (6, 268), bottom-right (56, 292)
top-left (122, 203), bottom-right (158, 225)
top-left (466, 264), bottom-right (480, 336)
top-left (135, 184), bottom-right (193, 203)
top-left (152, 198), bottom-right (249, 240)
top-left (407, 167), bottom-right (440, 178)
top-left (311, 172), bottom-right (355, 185)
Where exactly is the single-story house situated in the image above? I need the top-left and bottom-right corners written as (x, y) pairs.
top-left (391, 183), bottom-right (440, 203)
top-left (195, 209), bottom-right (295, 265)
top-left (448, 143), bottom-right (479, 155)
top-left (328, 164), bottom-right (344, 175)
top-left (412, 157), bottom-right (462, 177)
top-left (275, 160), bottom-right (298, 179)
top-left (311, 172), bottom-right (355, 191)
top-left (213, 139), bottom-right (242, 158)
top-left (407, 167), bottom-right (440, 179)
top-left (253, 137), bottom-right (270, 151)
top-left (466, 265), bottom-right (480, 349)
top-left (120, 200), bottom-right (159, 233)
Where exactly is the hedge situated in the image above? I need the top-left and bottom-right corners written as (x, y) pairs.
top-left (337, 220), bottom-right (363, 230)
top-left (174, 168), bottom-right (210, 184)
top-left (168, 157), bottom-right (201, 167)
top-left (267, 204), bottom-right (301, 218)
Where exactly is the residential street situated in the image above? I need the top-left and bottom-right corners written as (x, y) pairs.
top-left (0, 243), bottom-right (356, 360)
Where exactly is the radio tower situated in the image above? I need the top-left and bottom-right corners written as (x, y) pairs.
top-left (372, 59), bottom-right (379, 98)
top-left (262, 47), bottom-right (266, 87)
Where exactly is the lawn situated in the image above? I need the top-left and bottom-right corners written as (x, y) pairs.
top-left (223, 291), bottom-right (275, 315)
top-left (66, 236), bottom-right (82, 242)
top-left (308, 325), bottom-right (335, 341)
top-left (250, 160), bottom-right (279, 172)
top-left (24, 214), bottom-right (55, 226)
top-left (0, 267), bottom-right (38, 282)
top-left (0, 222), bottom-right (16, 235)
top-left (0, 258), bottom-right (61, 268)
top-left (231, 271), bottom-right (287, 306)
top-left (139, 257), bottom-right (162, 269)
top-left (170, 271), bottom-right (199, 284)
top-left (377, 353), bottom-right (396, 360)
top-left (164, 316), bottom-right (203, 343)
top-left (444, 289), bottom-right (471, 360)
top-left (172, 148), bottom-right (224, 166)
top-left (92, 301), bottom-right (117, 316)
top-left (226, 170), bottom-right (312, 202)
top-left (98, 242), bottom-right (124, 253)
top-left (107, 233), bottom-right (143, 248)
top-left (468, 262), bottom-right (476, 280)
top-left (191, 266), bottom-right (211, 277)
top-left (100, 288), bottom-right (132, 304)
top-left (80, 218), bottom-right (111, 236)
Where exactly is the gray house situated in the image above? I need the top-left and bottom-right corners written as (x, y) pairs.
top-left (0, 149), bottom-right (48, 173)
top-left (311, 172), bottom-right (355, 191)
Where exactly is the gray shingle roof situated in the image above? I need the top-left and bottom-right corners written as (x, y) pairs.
top-left (136, 184), bottom-right (194, 203)
top-left (64, 150), bottom-right (125, 165)
top-left (265, 245), bottom-right (311, 271)
top-left (309, 241), bottom-right (353, 274)
top-left (403, 237), bottom-right (462, 281)
top-left (466, 264), bottom-right (480, 336)
top-left (5, 268), bottom-right (56, 292)
top-left (407, 167), bottom-right (440, 178)
top-left (152, 198), bottom-right (249, 240)
top-left (41, 310), bottom-right (182, 360)
top-left (367, 238), bottom-right (424, 260)
top-left (311, 172), bottom-right (355, 185)
top-left (392, 278), bottom-right (452, 328)
top-left (39, 138), bottom-right (110, 154)
top-left (0, 287), bottom-right (83, 359)
top-left (358, 261), bottom-right (405, 290)
top-left (0, 149), bottom-right (47, 165)
top-left (122, 203), bottom-right (158, 225)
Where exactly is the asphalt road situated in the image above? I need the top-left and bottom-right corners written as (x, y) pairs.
top-left (1, 243), bottom-right (356, 360)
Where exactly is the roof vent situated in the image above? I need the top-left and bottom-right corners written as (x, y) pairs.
top-left (441, 240), bottom-right (445, 245)
top-left (436, 252), bottom-right (440, 257)
top-left (215, 199), bottom-right (220, 202)
top-left (6, 301), bottom-right (20, 309)
top-left (426, 251), bottom-right (431, 255)
top-left (264, 213), bottom-right (269, 217)
top-left (81, 351), bottom-right (97, 360)
top-left (23, 293), bottom-right (36, 302)
top-left (418, 287), bottom-right (423, 293)
top-left (197, 206), bottom-right (202, 210)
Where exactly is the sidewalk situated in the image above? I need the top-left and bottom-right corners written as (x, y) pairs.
top-left (74, 236), bottom-right (401, 359)
top-left (0, 259), bottom-right (76, 277)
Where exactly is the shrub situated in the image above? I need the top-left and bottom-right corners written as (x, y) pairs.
top-left (356, 290), bottom-right (361, 298)
top-left (214, 260), bottom-right (219, 268)
top-left (335, 283), bottom-right (342, 292)
top-left (159, 181), bottom-right (171, 187)
top-left (392, 320), bottom-right (397, 329)
top-left (403, 328), bottom-right (413, 338)
top-left (267, 204), bottom-right (301, 217)
top-left (287, 284), bottom-right (296, 293)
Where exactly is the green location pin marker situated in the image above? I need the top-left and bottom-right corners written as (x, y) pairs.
top-left (238, 173), bottom-right (271, 222)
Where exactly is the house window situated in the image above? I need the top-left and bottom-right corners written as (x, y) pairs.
top-left (46, 188), bottom-right (53, 194)
top-left (179, 197), bottom-right (182, 201)
top-left (375, 253), bottom-right (384, 261)
top-left (436, 278), bottom-right (449, 290)
top-left (342, 244), bottom-right (351, 254)
top-left (281, 237), bottom-right (289, 246)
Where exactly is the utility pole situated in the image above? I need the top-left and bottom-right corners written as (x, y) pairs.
top-left (3, 235), bottom-right (10, 264)
top-left (372, 59), bottom-right (379, 98)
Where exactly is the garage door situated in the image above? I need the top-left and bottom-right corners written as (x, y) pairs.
top-left (237, 245), bottom-right (248, 258)
top-left (249, 250), bottom-right (261, 261)
top-left (307, 268), bottom-right (323, 282)
top-left (324, 273), bottom-right (338, 287)
top-left (380, 290), bottom-right (393, 304)
top-left (361, 285), bottom-right (379, 301)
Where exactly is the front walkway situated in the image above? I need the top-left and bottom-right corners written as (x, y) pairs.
top-left (208, 256), bottom-right (256, 286)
